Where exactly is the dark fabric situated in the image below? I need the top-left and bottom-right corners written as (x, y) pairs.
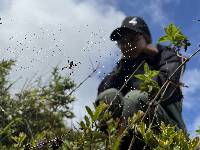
top-left (97, 44), bottom-right (184, 106)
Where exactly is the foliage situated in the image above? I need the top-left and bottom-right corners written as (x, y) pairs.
top-left (61, 103), bottom-right (200, 150)
top-left (134, 63), bottom-right (160, 98)
top-left (59, 104), bottom-right (200, 150)
top-left (0, 60), bottom-right (76, 149)
top-left (158, 23), bottom-right (191, 51)
top-left (11, 132), bottom-right (27, 150)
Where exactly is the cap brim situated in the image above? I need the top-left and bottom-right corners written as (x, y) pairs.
top-left (110, 27), bottom-right (141, 41)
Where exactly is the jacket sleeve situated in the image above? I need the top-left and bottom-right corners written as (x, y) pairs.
top-left (97, 74), bottom-right (115, 95)
top-left (97, 66), bottom-right (118, 95)
top-left (154, 45), bottom-right (185, 105)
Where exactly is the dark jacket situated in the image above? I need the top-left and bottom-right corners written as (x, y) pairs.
top-left (97, 44), bottom-right (185, 106)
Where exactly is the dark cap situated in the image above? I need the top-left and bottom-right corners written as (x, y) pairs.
top-left (110, 16), bottom-right (152, 43)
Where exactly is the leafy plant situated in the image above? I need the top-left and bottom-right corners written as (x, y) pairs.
top-left (158, 23), bottom-right (191, 51)
top-left (63, 103), bottom-right (200, 150)
top-left (11, 132), bottom-right (27, 150)
top-left (134, 63), bottom-right (160, 97)
top-left (0, 60), bottom-right (76, 149)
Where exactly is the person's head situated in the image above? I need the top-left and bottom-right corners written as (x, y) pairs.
top-left (110, 16), bottom-right (152, 58)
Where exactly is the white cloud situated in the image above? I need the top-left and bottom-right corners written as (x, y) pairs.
top-left (0, 0), bottom-right (125, 125)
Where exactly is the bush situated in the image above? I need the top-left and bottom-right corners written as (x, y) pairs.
top-left (0, 60), bottom-right (75, 149)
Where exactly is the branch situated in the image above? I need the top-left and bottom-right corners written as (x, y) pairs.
top-left (104, 60), bottom-right (145, 114)
top-left (142, 47), bottom-right (200, 125)
top-left (66, 63), bottom-right (100, 97)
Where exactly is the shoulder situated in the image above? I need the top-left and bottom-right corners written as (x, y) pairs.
top-left (155, 44), bottom-right (187, 75)
top-left (156, 43), bottom-right (187, 59)
top-left (156, 43), bottom-right (174, 54)
top-left (156, 44), bottom-right (184, 63)
top-left (97, 63), bottom-right (120, 94)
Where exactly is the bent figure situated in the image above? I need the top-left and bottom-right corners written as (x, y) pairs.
top-left (95, 16), bottom-right (187, 149)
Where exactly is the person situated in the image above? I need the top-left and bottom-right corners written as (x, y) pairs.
top-left (94, 16), bottom-right (187, 148)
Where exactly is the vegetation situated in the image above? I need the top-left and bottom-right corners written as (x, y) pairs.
top-left (0, 60), bottom-right (75, 149)
top-left (0, 23), bottom-right (200, 149)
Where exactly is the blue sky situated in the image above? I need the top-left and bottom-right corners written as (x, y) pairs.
top-left (0, 0), bottom-right (200, 137)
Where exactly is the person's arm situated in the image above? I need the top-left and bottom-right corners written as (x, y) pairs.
top-left (97, 74), bottom-right (114, 95)
top-left (153, 45), bottom-right (184, 105)
top-left (97, 65), bottom-right (120, 95)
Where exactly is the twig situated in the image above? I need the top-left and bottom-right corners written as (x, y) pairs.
top-left (5, 77), bottom-right (22, 91)
top-left (100, 60), bottom-right (145, 149)
top-left (88, 56), bottom-right (95, 71)
top-left (0, 75), bottom-right (21, 115)
top-left (128, 130), bottom-right (135, 150)
top-left (142, 47), bottom-right (200, 126)
top-left (66, 63), bottom-right (100, 97)
top-left (128, 125), bottom-right (144, 150)
top-left (105, 60), bottom-right (145, 114)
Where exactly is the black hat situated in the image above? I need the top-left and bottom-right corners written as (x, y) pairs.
top-left (110, 16), bottom-right (152, 43)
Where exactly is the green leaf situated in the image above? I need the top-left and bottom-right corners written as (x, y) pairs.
top-left (138, 122), bottom-right (146, 136)
top-left (11, 132), bottom-right (27, 148)
top-left (159, 22), bottom-right (190, 51)
top-left (85, 106), bottom-right (94, 120)
top-left (143, 128), bottom-right (157, 147)
top-left (149, 70), bottom-right (159, 78)
top-left (175, 33), bottom-right (185, 41)
top-left (165, 23), bottom-right (174, 37)
top-left (144, 63), bottom-right (150, 73)
top-left (196, 128), bottom-right (200, 134)
top-left (93, 102), bottom-right (107, 121)
top-left (128, 110), bottom-right (144, 127)
top-left (80, 121), bottom-right (86, 130)
top-left (84, 115), bottom-right (90, 127)
top-left (158, 35), bottom-right (169, 43)
top-left (134, 74), bottom-right (146, 81)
